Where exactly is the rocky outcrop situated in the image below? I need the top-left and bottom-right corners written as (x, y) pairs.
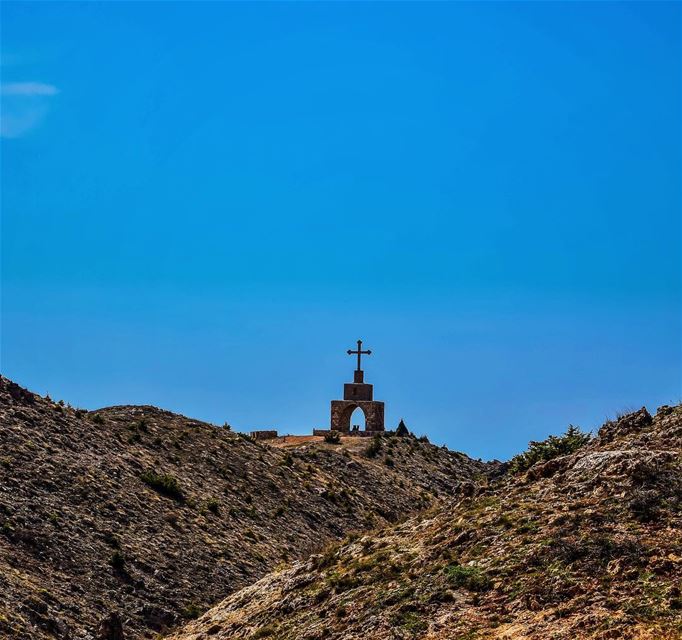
top-left (597, 407), bottom-right (653, 443)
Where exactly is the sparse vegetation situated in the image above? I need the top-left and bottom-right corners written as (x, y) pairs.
top-left (20, 377), bottom-right (678, 640)
top-left (509, 425), bottom-right (591, 473)
top-left (443, 563), bottom-right (492, 592)
top-left (180, 603), bottom-right (205, 620)
top-left (365, 435), bottom-right (382, 458)
top-left (324, 431), bottom-right (341, 444)
top-left (140, 470), bottom-right (184, 501)
top-left (109, 551), bottom-right (125, 571)
top-left (205, 498), bottom-right (220, 515)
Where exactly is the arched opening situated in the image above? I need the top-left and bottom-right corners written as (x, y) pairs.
top-left (349, 406), bottom-right (366, 433)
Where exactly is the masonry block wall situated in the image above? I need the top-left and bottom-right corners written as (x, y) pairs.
top-left (330, 400), bottom-right (385, 432)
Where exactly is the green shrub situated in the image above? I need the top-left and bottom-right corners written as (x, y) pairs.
top-left (251, 624), bottom-right (278, 639)
top-left (509, 425), bottom-right (591, 473)
top-left (140, 470), bottom-right (184, 501)
top-left (103, 531), bottom-right (120, 548)
top-left (443, 563), bottom-right (491, 592)
top-left (384, 456), bottom-right (395, 467)
top-left (205, 498), bottom-right (220, 515)
top-left (324, 431), bottom-right (341, 444)
top-left (322, 488), bottom-right (337, 502)
top-left (391, 610), bottom-right (427, 634)
top-left (109, 551), bottom-right (125, 570)
top-left (181, 603), bottom-right (205, 620)
top-left (91, 414), bottom-right (105, 425)
top-left (365, 435), bottom-right (382, 458)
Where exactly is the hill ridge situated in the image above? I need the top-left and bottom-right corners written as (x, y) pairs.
top-left (167, 404), bottom-right (682, 640)
top-left (0, 376), bottom-right (489, 639)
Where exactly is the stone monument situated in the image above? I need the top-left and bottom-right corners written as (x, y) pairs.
top-left (314, 340), bottom-right (385, 437)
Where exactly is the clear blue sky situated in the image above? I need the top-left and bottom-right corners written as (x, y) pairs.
top-left (1, 2), bottom-right (680, 460)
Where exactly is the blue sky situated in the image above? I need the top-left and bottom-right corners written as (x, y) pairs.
top-left (1, 2), bottom-right (680, 460)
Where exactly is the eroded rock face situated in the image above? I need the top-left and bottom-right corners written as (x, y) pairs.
top-left (0, 376), bottom-right (489, 639)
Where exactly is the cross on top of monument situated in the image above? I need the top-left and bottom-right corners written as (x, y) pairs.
top-left (347, 339), bottom-right (371, 383)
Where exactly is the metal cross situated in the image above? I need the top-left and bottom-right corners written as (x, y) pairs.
top-left (347, 339), bottom-right (371, 371)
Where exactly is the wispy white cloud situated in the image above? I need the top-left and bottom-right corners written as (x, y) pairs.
top-left (1, 81), bottom-right (59, 138)
top-left (2, 82), bottom-right (59, 96)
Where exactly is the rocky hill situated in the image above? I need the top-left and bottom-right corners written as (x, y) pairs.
top-left (168, 405), bottom-right (682, 640)
top-left (0, 376), bottom-right (490, 639)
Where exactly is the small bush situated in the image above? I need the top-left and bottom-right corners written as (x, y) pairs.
top-left (443, 563), bottom-right (491, 592)
top-left (509, 425), bottom-right (591, 474)
top-left (205, 498), bottom-right (220, 515)
top-left (629, 489), bottom-right (662, 523)
top-left (365, 435), bottom-right (382, 458)
top-left (103, 531), bottom-right (120, 548)
top-left (384, 456), bottom-right (395, 468)
top-left (322, 488), bottom-right (337, 502)
top-left (251, 625), bottom-right (278, 639)
top-left (91, 414), bottom-right (105, 425)
top-left (391, 610), bottom-right (427, 634)
top-left (417, 435), bottom-right (429, 444)
top-left (109, 551), bottom-right (125, 570)
top-left (181, 603), bottom-right (205, 620)
top-left (140, 470), bottom-right (184, 501)
top-left (324, 431), bottom-right (341, 444)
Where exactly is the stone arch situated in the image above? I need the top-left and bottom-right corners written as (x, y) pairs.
top-left (341, 403), bottom-right (367, 432)
top-left (330, 400), bottom-right (385, 433)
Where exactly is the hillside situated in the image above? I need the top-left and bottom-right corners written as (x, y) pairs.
top-left (168, 405), bottom-right (682, 640)
top-left (0, 376), bottom-right (489, 639)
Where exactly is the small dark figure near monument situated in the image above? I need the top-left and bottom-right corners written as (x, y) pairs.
top-left (396, 419), bottom-right (409, 437)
